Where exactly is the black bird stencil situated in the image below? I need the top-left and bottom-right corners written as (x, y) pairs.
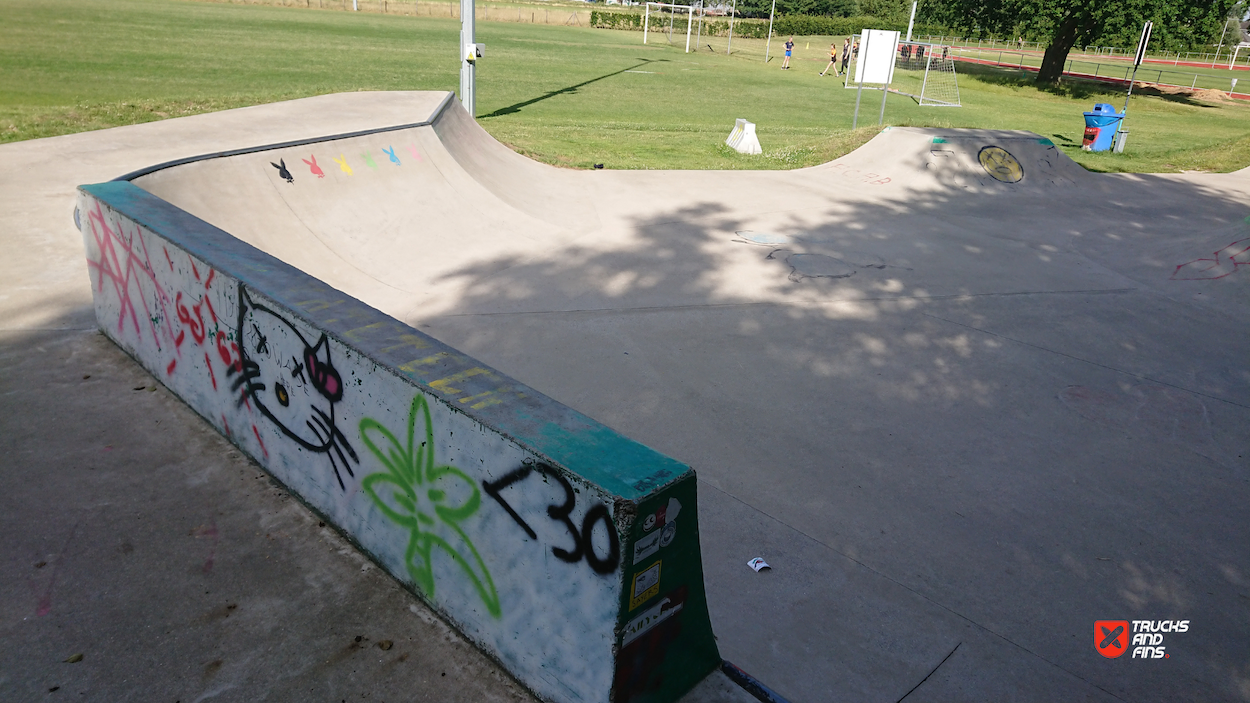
top-left (271, 159), bottom-right (294, 184)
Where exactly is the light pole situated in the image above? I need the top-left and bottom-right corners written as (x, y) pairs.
top-left (460, 0), bottom-right (476, 116)
top-left (763, 0), bottom-right (776, 62)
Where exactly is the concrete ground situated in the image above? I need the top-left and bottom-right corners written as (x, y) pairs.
top-left (4, 92), bottom-right (1249, 702)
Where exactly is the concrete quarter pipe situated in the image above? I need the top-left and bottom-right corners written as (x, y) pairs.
top-left (79, 91), bottom-right (1250, 702)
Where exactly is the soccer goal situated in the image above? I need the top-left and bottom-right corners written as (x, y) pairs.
top-left (644, 2), bottom-right (697, 53)
top-left (844, 38), bottom-right (962, 107)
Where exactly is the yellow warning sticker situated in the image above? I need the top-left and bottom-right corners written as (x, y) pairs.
top-left (629, 560), bottom-right (661, 611)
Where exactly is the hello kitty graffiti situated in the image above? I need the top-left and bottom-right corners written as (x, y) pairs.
top-left (230, 284), bottom-right (359, 490)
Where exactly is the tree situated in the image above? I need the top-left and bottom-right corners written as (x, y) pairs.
top-left (735, 0), bottom-right (856, 19)
top-left (923, 0), bottom-right (1235, 83)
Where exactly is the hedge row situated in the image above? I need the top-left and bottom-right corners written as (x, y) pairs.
top-left (590, 10), bottom-right (944, 39)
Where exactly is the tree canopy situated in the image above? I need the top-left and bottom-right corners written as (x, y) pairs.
top-left (734, 0), bottom-right (857, 19)
top-left (921, 0), bottom-right (1236, 82)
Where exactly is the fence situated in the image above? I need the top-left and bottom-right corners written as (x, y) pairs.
top-left (952, 47), bottom-right (1249, 99)
top-left (919, 35), bottom-right (1250, 69)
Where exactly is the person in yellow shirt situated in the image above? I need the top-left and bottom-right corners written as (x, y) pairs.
top-left (820, 42), bottom-right (839, 76)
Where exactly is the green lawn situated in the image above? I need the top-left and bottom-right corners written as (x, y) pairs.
top-left (3, 0), bottom-right (1249, 173)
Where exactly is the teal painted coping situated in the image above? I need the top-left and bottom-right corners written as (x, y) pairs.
top-left (80, 180), bottom-right (690, 502)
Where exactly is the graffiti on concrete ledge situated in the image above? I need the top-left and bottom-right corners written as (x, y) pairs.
top-left (360, 395), bottom-right (501, 617)
top-left (234, 285), bottom-right (359, 489)
top-left (978, 146), bottom-right (1024, 183)
top-left (483, 461), bottom-right (620, 575)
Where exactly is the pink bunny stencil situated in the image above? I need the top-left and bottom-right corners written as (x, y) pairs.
top-left (302, 154), bottom-right (325, 179)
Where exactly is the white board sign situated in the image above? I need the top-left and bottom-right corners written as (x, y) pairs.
top-left (854, 29), bottom-right (900, 85)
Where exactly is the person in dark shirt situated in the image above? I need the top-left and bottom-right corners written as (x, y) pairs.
top-left (782, 36), bottom-right (794, 69)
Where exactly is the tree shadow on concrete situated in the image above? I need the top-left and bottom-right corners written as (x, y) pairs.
top-left (418, 159), bottom-right (1250, 702)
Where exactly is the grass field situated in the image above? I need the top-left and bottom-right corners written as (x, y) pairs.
top-left (3, 0), bottom-right (1250, 173)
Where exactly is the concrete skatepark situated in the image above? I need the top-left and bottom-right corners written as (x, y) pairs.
top-left (3, 90), bottom-right (1249, 701)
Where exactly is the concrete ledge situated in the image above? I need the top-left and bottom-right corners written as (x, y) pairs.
top-left (75, 180), bottom-right (720, 703)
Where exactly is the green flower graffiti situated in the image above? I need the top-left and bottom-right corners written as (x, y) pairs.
top-left (359, 395), bottom-right (501, 618)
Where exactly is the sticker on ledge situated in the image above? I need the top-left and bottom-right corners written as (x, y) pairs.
top-left (643, 497), bottom-right (682, 533)
top-left (659, 521), bottom-right (677, 548)
top-left (633, 529), bottom-right (662, 564)
top-left (622, 593), bottom-right (685, 646)
top-left (630, 561), bottom-right (662, 610)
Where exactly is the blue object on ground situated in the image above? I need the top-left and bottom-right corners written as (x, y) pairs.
top-left (1082, 103), bottom-right (1123, 152)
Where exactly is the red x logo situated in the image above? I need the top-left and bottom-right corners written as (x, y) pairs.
top-left (1094, 620), bottom-right (1129, 658)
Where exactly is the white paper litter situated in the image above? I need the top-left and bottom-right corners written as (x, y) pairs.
top-left (747, 557), bottom-right (770, 572)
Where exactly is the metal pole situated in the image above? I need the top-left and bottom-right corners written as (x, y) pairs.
top-left (459, 0), bottom-right (475, 116)
top-left (918, 52), bottom-right (932, 103)
top-left (878, 76), bottom-right (888, 125)
top-left (764, 0), bottom-right (776, 62)
top-left (643, 3), bottom-right (649, 44)
top-left (696, 1), bottom-right (703, 51)
top-left (685, 3), bottom-right (692, 53)
top-left (905, 0), bottom-right (917, 43)
top-left (1123, 21), bottom-right (1151, 116)
top-left (1212, 20), bottom-right (1228, 68)
top-left (726, 0), bottom-right (735, 54)
top-left (1121, 64), bottom-right (1139, 114)
top-left (853, 32), bottom-right (870, 129)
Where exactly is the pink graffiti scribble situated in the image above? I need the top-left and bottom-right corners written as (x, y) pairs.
top-left (1171, 238), bottom-right (1250, 280)
top-left (302, 154), bottom-right (325, 178)
top-left (86, 202), bottom-right (175, 346)
top-left (252, 425), bottom-right (269, 458)
top-left (192, 519), bottom-right (219, 574)
top-left (407, 144), bottom-right (423, 162)
top-left (31, 523), bottom-right (79, 616)
top-left (205, 352), bottom-right (218, 390)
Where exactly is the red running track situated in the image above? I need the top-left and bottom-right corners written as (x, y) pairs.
top-left (951, 55), bottom-right (1250, 102)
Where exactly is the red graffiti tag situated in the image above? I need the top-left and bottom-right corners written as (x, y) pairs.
top-left (1172, 237), bottom-right (1250, 280)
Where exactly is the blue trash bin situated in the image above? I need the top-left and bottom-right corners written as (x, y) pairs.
top-left (1082, 103), bottom-right (1123, 152)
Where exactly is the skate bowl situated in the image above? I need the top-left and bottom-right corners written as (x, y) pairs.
top-left (75, 91), bottom-right (1250, 702)
top-left (76, 92), bottom-right (721, 703)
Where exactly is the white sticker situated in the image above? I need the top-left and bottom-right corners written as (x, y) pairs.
top-left (634, 562), bottom-right (661, 597)
top-left (623, 597), bottom-right (683, 646)
top-left (659, 521), bottom-right (677, 548)
top-left (633, 529), bottom-right (661, 564)
top-left (665, 497), bottom-right (682, 524)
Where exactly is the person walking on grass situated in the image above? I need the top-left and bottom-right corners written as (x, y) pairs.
top-left (841, 37), bottom-right (851, 74)
top-left (820, 42), bottom-right (839, 76)
top-left (782, 36), bottom-right (794, 69)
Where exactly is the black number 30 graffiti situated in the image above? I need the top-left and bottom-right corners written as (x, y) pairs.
top-left (483, 463), bottom-right (620, 575)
